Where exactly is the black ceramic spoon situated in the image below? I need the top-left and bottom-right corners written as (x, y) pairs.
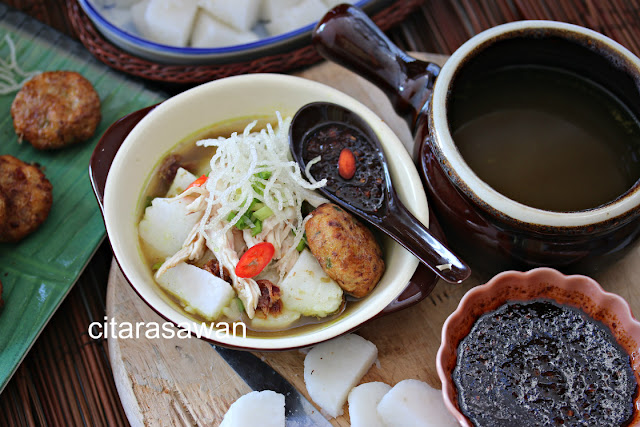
top-left (290, 102), bottom-right (471, 284)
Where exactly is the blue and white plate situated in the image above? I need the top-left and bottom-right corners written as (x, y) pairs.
top-left (78, 0), bottom-right (387, 64)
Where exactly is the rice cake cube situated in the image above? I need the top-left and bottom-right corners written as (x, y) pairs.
top-left (166, 167), bottom-right (197, 197)
top-left (138, 197), bottom-right (200, 259)
top-left (323, 0), bottom-right (354, 7)
top-left (265, 0), bottom-right (327, 35)
top-left (303, 334), bottom-right (378, 418)
top-left (156, 262), bottom-right (235, 320)
top-left (249, 307), bottom-right (301, 330)
top-left (143, 0), bottom-right (199, 46)
top-left (377, 379), bottom-right (459, 427)
top-left (198, 0), bottom-right (261, 32)
top-left (101, 5), bottom-right (133, 29)
top-left (279, 249), bottom-right (343, 317)
top-left (220, 390), bottom-right (285, 427)
top-left (260, 0), bottom-right (301, 22)
top-left (131, 0), bottom-right (151, 37)
top-left (191, 10), bottom-right (259, 48)
top-left (348, 382), bottom-right (392, 427)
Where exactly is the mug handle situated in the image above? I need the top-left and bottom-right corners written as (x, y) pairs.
top-left (313, 4), bottom-right (440, 129)
top-left (89, 105), bottom-right (158, 212)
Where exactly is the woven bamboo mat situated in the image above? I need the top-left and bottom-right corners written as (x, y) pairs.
top-left (3, 0), bottom-right (640, 425)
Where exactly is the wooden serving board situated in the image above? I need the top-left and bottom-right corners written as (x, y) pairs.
top-left (106, 54), bottom-right (640, 427)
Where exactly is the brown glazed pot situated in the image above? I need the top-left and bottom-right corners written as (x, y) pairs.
top-left (314, 6), bottom-right (640, 275)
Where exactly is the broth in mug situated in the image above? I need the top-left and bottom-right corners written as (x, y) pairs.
top-left (449, 66), bottom-right (640, 212)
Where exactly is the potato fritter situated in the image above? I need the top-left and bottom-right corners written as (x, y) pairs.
top-left (11, 71), bottom-right (101, 150)
top-left (305, 203), bottom-right (385, 298)
top-left (0, 155), bottom-right (53, 242)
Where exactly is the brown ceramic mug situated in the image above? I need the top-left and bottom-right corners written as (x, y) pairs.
top-left (314, 6), bottom-right (640, 275)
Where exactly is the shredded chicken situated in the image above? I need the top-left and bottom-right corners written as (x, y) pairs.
top-left (210, 227), bottom-right (261, 318)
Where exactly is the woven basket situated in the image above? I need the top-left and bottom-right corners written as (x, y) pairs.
top-left (67, 0), bottom-right (425, 84)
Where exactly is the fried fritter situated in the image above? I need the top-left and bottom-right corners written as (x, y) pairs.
top-left (0, 191), bottom-right (7, 233)
top-left (305, 203), bottom-right (385, 298)
top-left (11, 71), bottom-right (101, 150)
top-left (0, 155), bottom-right (53, 242)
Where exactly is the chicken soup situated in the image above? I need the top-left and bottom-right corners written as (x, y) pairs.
top-left (137, 113), bottom-right (384, 333)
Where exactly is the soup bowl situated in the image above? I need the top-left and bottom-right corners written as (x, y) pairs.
top-left (313, 6), bottom-right (640, 275)
top-left (437, 268), bottom-right (640, 426)
top-left (90, 73), bottom-right (438, 350)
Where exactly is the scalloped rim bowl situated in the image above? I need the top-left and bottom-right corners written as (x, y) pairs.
top-left (102, 73), bottom-right (428, 350)
top-left (436, 267), bottom-right (640, 426)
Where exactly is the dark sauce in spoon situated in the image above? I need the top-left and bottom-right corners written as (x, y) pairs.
top-left (454, 300), bottom-right (637, 427)
top-left (302, 122), bottom-right (385, 213)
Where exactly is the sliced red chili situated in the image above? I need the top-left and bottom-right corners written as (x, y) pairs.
top-left (235, 242), bottom-right (275, 278)
top-left (186, 174), bottom-right (207, 190)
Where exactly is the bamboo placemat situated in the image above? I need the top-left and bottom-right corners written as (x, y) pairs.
top-left (3, 0), bottom-right (640, 425)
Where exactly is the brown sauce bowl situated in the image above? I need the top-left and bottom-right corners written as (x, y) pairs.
top-left (436, 267), bottom-right (640, 426)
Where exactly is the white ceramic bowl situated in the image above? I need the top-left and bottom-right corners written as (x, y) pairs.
top-left (100, 74), bottom-right (429, 350)
top-left (77, 0), bottom-right (373, 64)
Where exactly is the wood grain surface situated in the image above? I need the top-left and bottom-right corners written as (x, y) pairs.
top-left (106, 52), bottom-right (640, 427)
top-left (6, 2), bottom-right (640, 426)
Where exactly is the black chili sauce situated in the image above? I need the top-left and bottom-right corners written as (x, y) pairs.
top-left (302, 122), bottom-right (385, 213)
top-left (453, 300), bottom-right (637, 427)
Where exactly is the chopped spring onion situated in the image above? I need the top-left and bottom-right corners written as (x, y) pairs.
top-left (251, 201), bottom-right (265, 211)
top-left (252, 181), bottom-right (265, 196)
top-left (235, 214), bottom-right (255, 230)
top-left (251, 219), bottom-right (263, 236)
top-left (227, 200), bottom-right (271, 231)
top-left (254, 171), bottom-right (272, 180)
top-left (296, 233), bottom-right (308, 252)
top-left (252, 205), bottom-right (273, 222)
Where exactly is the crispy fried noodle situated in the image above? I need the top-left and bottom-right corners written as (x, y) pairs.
top-left (0, 34), bottom-right (40, 95)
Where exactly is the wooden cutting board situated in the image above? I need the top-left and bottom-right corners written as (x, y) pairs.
top-left (106, 53), bottom-right (640, 427)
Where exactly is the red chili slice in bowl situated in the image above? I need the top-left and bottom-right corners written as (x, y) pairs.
top-left (186, 174), bottom-right (207, 190)
top-left (235, 242), bottom-right (275, 278)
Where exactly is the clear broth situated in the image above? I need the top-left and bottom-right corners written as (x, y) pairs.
top-left (449, 66), bottom-right (640, 212)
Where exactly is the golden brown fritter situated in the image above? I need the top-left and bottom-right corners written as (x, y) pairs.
top-left (0, 191), bottom-right (7, 233)
top-left (11, 71), bottom-right (101, 150)
top-left (305, 203), bottom-right (385, 298)
top-left (0, 155), bottom-right (53, 242)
